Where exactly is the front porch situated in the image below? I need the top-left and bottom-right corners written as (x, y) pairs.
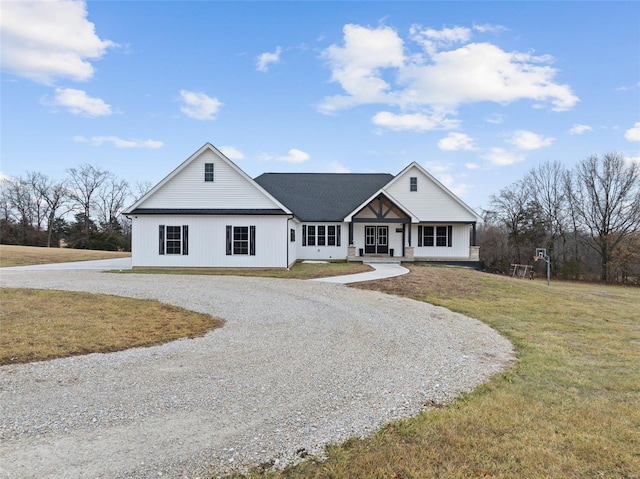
top-left (347, 245), bottom-right (482, 268)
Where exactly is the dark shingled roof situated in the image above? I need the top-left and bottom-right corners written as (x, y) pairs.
top-left (254, 173), bottom-right (394, 222)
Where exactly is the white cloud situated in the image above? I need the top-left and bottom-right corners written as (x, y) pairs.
top-left (438, 132), bottom-right (477, 151)
top-left (624, 122), bottom-right (640, 142)
top-left (472, 23), bottom-right (508, 34)
top-left (569, 124), bottom-right (593, 135)
top-left (220, 146), bottom-right (245, 160)
top-left (398, 43), bottom-right (578, 111)
top-left (410, 25), bottom-right (471, 55)
top-left (74, 136), bottom-right (163, 149)
top-left (319, 24), bottom-right (579, 123)
top-left (277, 149), bottom-right (310, 164)
top-left (508, 130), bottom-right (554, 150)
top-left (422, 161), bottom-right (471, 197)
top-left (327, 161), bottom-right (350, 173)
top-left (179, 90), bottom-right (222, 120)
top-left (372, 111), bottom-right (459, 131)
top-left (257, 46), bottom-right (282, 72)
top-left (436, 173), bottom-right (471, 197)
top-left (485, 113), bottom-right (504, 124)
top-left (319, 24), bottom-right (405, 113)
top-left (482, 147), bottom-right (525, 166)
top-left (0, 0), bottom-right (115, 84)
top-left (465, 162), bottom-right (480, 170)
top-left (46, 88), bottom-right (111, 117)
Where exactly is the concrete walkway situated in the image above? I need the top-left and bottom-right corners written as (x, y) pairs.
top-left (312, 262), bottom-right (409, 284)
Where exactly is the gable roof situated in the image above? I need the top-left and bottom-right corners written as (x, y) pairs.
top-left (254, 173), bottom-right (393, 222)
top-left (385, 162), bottom-right (483, 222)
top-left (124, 143), bottom-right (291, 215)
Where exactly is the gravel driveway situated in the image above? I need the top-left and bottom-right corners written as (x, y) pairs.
top-left (0, 270), bottom-right (515, 478)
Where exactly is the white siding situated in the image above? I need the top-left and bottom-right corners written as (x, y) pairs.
top-left (141, 149), bottom-right (280, 210)
top-left (411, 224), bottom-right (471, 258)
top-left (131, 215), bottom-right (289, 268)
top-left (296, 223), bottom-right (348, 260)
top-left (385, 165), bottom-right (477, 222)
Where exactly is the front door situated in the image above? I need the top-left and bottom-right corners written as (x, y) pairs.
top-left (364, 226), bottom-right (389, 254)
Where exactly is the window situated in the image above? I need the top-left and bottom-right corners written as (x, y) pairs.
top-left (436, 226), bottom-right (448, 247)
top-left (410, 177), bottom-right (417, 192)
top-left (233, 226), bottom-right (249, 255)
top-left (226, 225), bottom-right (256, 256)
top-left (204, 163), bottom-right (214, 182)
top-left (158, 225), bottom-right (188, 255)
top-left (307, 225), bottom-right (316, 246)
top-left (290, 228), bottom-right (295, 242)
top-left (327, 225), bottom-right (337, 246)
top-left (317, 225), bottom-right (326, 246)
top-left (302, 224), bottom-right (341, 247)
top-left (424, 226), bottom-right (434, 246)
top-left (418, 225), bottom-right (452, 247)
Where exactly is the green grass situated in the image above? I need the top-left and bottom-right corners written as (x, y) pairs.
top-left (233, 266), bottom-right (640, 479)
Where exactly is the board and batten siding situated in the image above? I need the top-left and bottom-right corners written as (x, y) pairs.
top-left (131, 215), bottom-right (289, 268)
top-left (295, 223), bottom-right (348, 261)
top-left (142, 149), bottom-right (280, 210)
top-left (385, 165), bottom-right (478, 222)
top-left (411, 223), bottom-right (470, 258)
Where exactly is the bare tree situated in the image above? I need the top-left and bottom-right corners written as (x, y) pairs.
top-left (528, 161), bottom-right (571, 268)
top-left (567, 152), bottom-right (640, 281)
top-left (133, 180), bottom-right (153, 201)
top-left (29, 172), bottom-right (70, 247)
top-left (96, 174), bottom-right (130, 231)
top-left (489, 180), bottom-right (547, 264)
top-left (2, 176), bottom-right (35, 244)
top-left (26, 172), bottom-right (51, 235)
top-left (66, 164), bottom-right (109, 247)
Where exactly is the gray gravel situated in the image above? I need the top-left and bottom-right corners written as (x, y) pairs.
top-left (0, 270), bottom-right (515, 478)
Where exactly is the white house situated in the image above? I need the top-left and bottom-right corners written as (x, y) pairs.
top-left (124, 143), bottom-right (482, 268)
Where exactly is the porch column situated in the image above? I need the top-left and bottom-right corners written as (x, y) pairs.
top-left (349, 222), bottom-right (354, 245)
top-left (472, 222), bottom-right (477, 246)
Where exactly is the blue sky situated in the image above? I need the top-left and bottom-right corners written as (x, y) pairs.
top-left (1, 0), bottom-right (639, 212)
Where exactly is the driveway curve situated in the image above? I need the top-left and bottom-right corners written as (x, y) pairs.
top-left (0, 270), bottom-right (514, 479)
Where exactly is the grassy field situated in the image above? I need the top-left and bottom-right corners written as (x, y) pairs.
top-left (2, 245), bottom-right (638, 477)
top-left (234, 267), bottom-right (640, 479)
top-left (0, 288), bottom-right (222, 365)
top-left (0, 244), bottom-right (130, 268)
top-left (125, 261), bottom-right (371, 280)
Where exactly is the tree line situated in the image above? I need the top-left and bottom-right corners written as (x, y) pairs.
top-left (2, 152), bottom-right (639, 283)
top-left (480, 152), bottom-right (640, 284)
top-left (0, 164), bottom-right (151, 252)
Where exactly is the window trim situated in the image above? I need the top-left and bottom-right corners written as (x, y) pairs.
top-left (158, 224), bottom-right (188, 255)
top-left (302, 224), bottom-right (341, 247)
top-left (226, 225), bottom-right (256, 256)
top-left (410, 176), bottom-right (417, 192)
top-left (418, 224), bottom-right (452, 248)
